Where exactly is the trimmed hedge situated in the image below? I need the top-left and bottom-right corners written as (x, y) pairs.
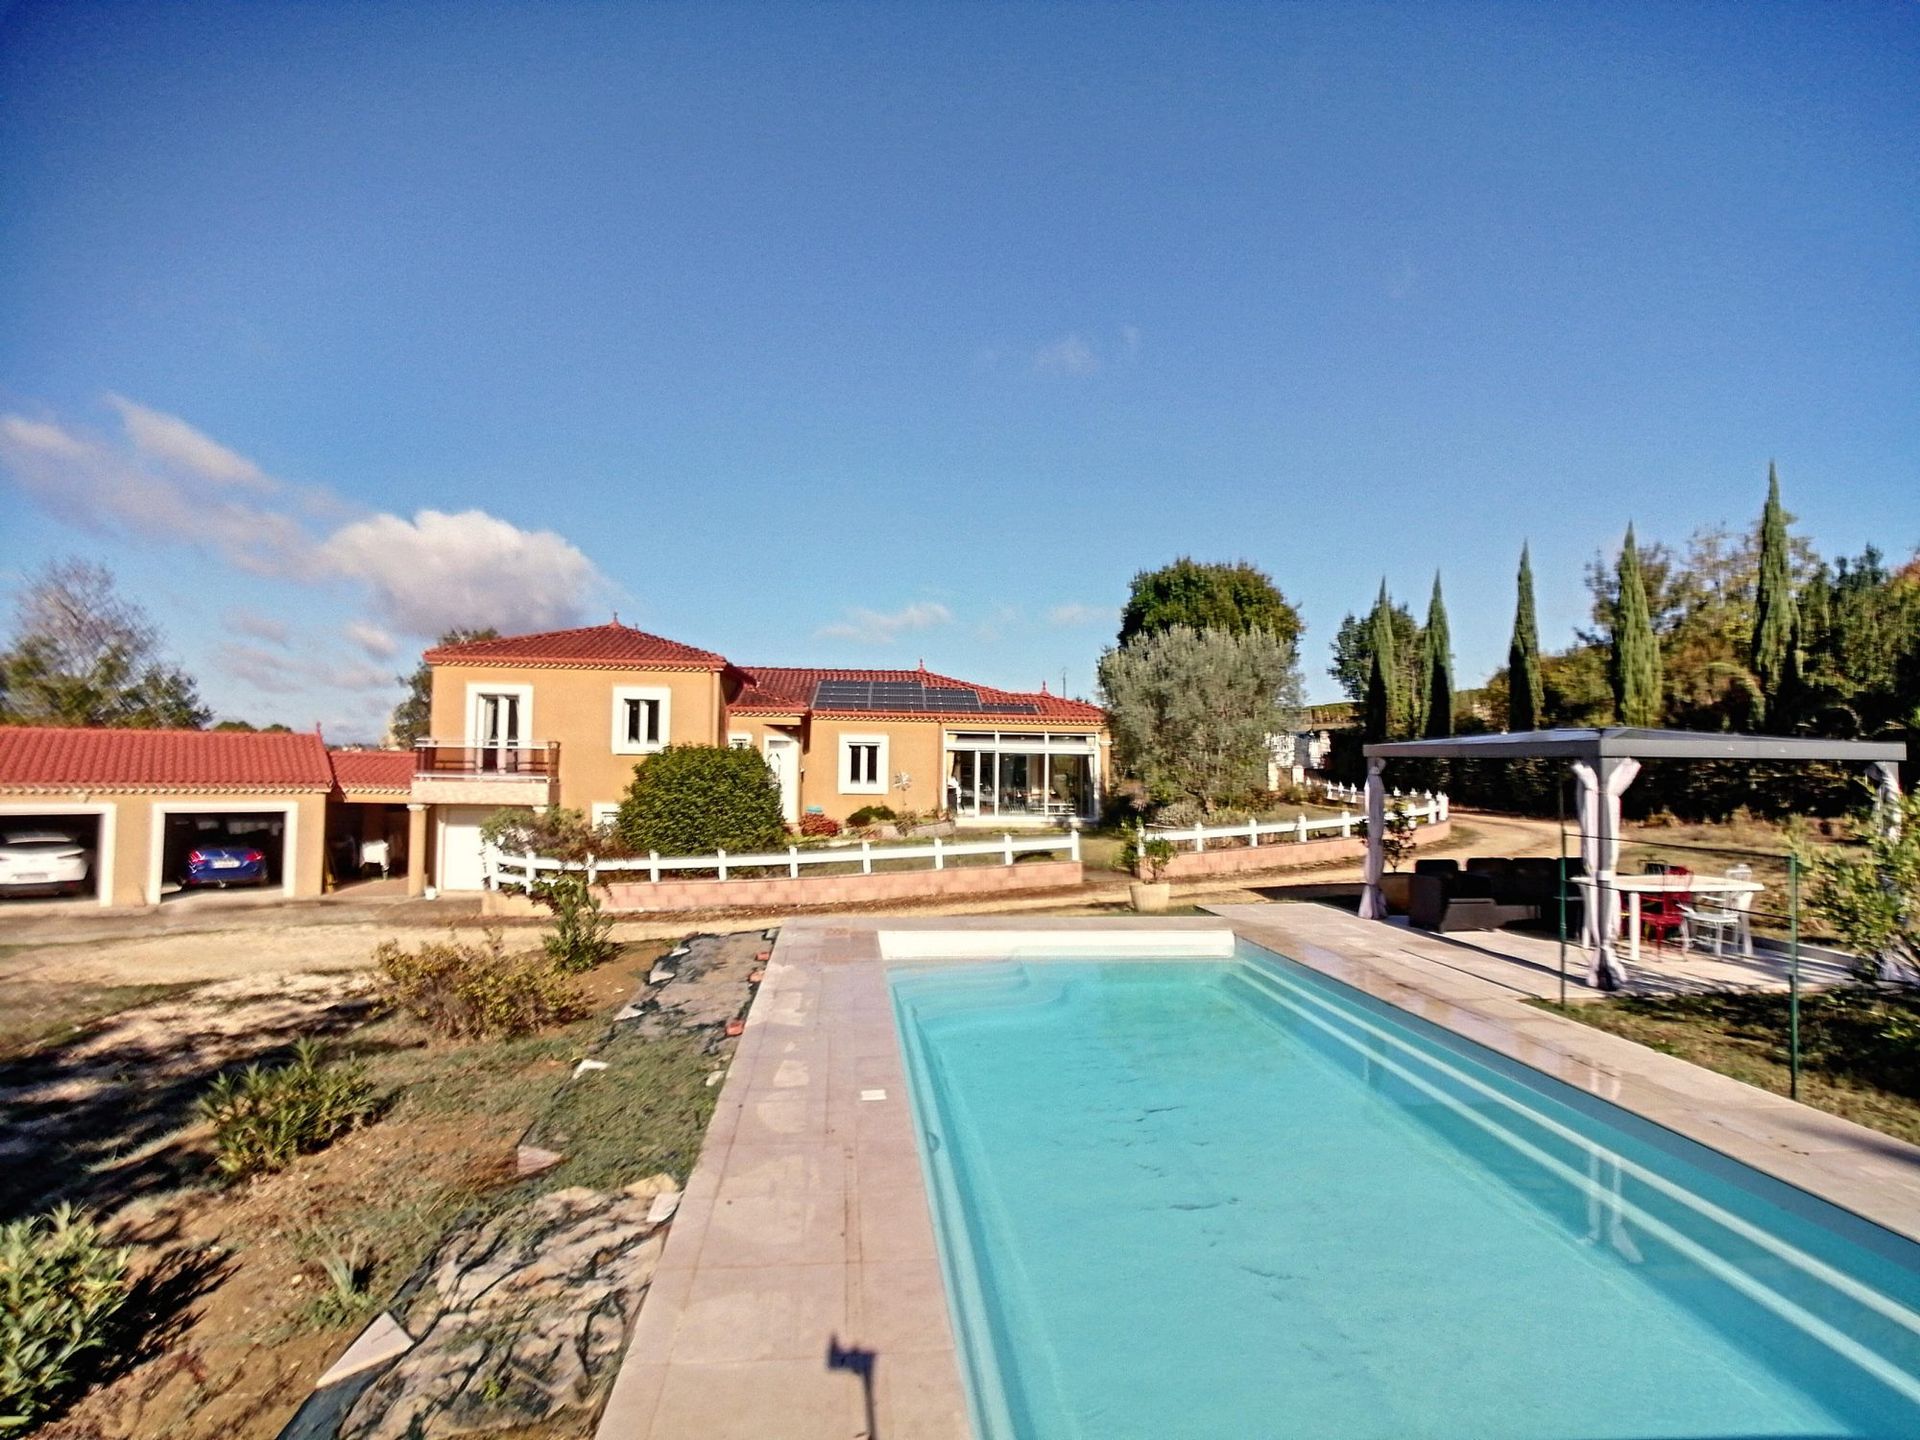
top-left (614, 744), bottom-right (786, 856)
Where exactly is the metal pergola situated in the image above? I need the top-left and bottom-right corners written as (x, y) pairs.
top-left (1358, 727), bottom-right (1907, 990)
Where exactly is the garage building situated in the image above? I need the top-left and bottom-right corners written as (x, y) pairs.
top-left (0, 726), bottom-right (337, 907)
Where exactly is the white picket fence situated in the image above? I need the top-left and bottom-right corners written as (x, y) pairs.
top-left (486, 830), bottom-right (1081, 891)
top-left (1146, 786), bottom-right (1448, 854)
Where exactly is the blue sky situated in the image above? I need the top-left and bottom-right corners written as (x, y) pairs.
top-left (2, 1), bottom-right (1915, 740)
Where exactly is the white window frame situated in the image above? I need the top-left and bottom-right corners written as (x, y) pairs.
top-left (611, 685), bottom-right (672, 755)
top-left (466, 683), bottom-right (534, 749)
top-left (839, 733), bottom-right (888, 796)
top-left (590, 802), bottom-right (621, 829)
top-left (727, 732), bottom-right (754, 750)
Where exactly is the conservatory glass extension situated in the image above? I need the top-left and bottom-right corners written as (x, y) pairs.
top-left (945, 730), bottom-right (1099, 822)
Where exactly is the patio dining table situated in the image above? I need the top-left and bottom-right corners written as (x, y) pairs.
top-left (1574, 873), bottom-right (1766, 964)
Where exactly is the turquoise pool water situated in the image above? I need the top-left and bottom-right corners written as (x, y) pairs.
top-left (889, 946), bottom-right (1920, 1439)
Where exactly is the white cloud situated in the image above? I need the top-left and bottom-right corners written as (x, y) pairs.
top-left (1033, 334), bottom-right (1099, 376)
top-left (321, 509), bottom-right (599, 637)
top-left (0, 398), bottom-right (606, 641)
top-left (815, 601), bottom-right (954, 646)
top-left (344, 620), bottom-right (398, 659)
top-left (1119, 324), bottom-right (1142, 359)
top-left (231, 614), bottom-right (291, 646)
top-left (1046, 602), bottom-right (1105, 628)
top-left (106, 394), bottom-right (272, 491)
top-left (217, 641), bottom-right (394, 697)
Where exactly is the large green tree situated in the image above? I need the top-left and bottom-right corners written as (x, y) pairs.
top-left (1118, 558), bottom-right (1303, 648)
top-left (1609, 525), bottom-right (1664, 726)
top-left (1361, 581), bottom-right (1402, 742)
top-left (1329, 601), bottom-right (1421, 709)
top-left (1507, 544), bottom-right (1543, 732)
top-left (1750, 462), bottom-right (1795, 727)
top-left (0, 559), bottom-right (210, 729)
top-left (1421, 573), bottom-right (1454, 738)
top-left (389, 627), bottom-right (499, 746)
top-left (1098, 624), bottom-right (1302, 811)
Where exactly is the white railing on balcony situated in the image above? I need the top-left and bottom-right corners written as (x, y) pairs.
top-left (1145, 788), bottom-right (1447, 853)
top-left (486, 830), bottom-right (1081, 891)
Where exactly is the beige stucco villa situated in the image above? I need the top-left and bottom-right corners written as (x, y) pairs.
top-left (407, 622), bottom-right (1109, 894)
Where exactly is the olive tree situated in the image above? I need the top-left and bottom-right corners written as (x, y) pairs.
top-left (1803, 789), bottom-right (1920, 983)
top-left (1097, 624), bottom-right (1302, 813)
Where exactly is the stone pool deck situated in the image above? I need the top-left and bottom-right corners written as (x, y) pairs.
top-left (595, 907), bottom-right (1920, 1440)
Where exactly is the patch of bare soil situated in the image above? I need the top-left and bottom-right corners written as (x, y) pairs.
top-left (0, 973), bottom-right (379, 1222)
top-left (23, 940), bottom-right (716, 1440)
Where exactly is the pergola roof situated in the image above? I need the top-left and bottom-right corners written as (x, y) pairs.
top-left (1364, 726), bottom-right (1906, 764)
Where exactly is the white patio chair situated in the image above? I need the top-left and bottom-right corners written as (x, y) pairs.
top-left (1678, 901), bottom-right (1741, 956)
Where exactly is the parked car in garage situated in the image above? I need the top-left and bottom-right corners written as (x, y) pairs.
top-left (181, 838), bottom-right (270, 888)
top-left (0, 829), bottom-right (95, 897)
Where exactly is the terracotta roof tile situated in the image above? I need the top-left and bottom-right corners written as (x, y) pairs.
top-left (0, 727), bottom-right (336, 792)
top-left (425, 624), bottom-right (726, 670)
top-left (731, 667), bottom-right (1104, 722)
top-left (328, 749), bottom-right (416, 794)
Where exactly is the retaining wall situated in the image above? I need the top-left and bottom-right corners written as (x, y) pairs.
top-left (477, 859), bottom-right (1084, 916)
top-left (1157, 819), bottom-right (1450, 880)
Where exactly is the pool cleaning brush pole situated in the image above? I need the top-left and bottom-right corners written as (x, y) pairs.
top-left (1557, 777), bottom-right (1568, 1008)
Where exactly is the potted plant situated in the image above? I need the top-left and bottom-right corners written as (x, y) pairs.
top-left (1122, 831), bottom-right (1177, 914)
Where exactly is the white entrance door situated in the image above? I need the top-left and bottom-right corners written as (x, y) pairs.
top-left (763, 736), bottom-right (800, 824)
top-left (436, 806), bottom-right (493, 892)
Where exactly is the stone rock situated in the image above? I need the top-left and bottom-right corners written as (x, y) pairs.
top-left (621, 1172), bottom-right (678, 1201)
top-left (338, 1187), bottom-right (669, 1440)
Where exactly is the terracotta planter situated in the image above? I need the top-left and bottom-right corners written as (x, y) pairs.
top-left (1130, 880), bottom-right (1172, 914)
top-left (1380, 871), bottom-right (1414, 913)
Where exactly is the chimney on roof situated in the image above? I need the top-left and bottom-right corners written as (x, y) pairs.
top-left (917, 658), bottom-right (927, 673)
top-left (1040, 679), bottom-right (1049, 694)
top-left (612, 610), bottom-right (621, 625)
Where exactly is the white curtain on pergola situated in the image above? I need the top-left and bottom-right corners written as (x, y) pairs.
top-left (1572, 757), bottom-right (1640, 991)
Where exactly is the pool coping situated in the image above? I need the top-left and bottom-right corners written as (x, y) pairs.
top-left (595, 910), bottom-right (1920, 1440)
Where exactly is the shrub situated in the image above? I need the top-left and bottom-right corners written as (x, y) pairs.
top-left (798, 813), bottom-right (841, 838)
top-left (480, 806), bottom-right (604, 865)
top-left (846, 805), bottom-right (895, 827)
top-left (614, 745), bottom-right (785, 856)
top-left (0, 1206), bottom-right (131, 1434)
top-left (1119, 834), bottom-right (1177, 882)
top-left (541, 872), bottom-right (617, 973)
top-left (373, 930), bottom-right (584, 1040)
top-left (1803, 789), bottom-right (1920, 982)
top-left (199, 1039), bottom-right (378, 1180)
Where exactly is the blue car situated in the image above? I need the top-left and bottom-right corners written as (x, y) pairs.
top-left (181, 840), bottom-right (270, 888)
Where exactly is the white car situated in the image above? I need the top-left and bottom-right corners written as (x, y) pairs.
top-left (0, 829), bottom-right (95, 897)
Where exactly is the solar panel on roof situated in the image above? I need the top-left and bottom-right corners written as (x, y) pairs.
top-left (811, 678), bottom-right (1028, 713)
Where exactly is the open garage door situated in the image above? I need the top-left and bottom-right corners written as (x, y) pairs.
top-left (151, 803), bottom-right (297, 904)
top-left (0, 805), bottom-right (111, 908)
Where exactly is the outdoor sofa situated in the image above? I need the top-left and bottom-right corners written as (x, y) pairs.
top-left (1407, 856), bottom-right (1586, 934)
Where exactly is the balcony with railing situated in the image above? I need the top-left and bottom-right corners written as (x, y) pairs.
top-left (411, 740), bottom-right (560, 804)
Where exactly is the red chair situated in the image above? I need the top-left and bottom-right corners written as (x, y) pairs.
top-left (1640, 865), bottom-right (1692, 951)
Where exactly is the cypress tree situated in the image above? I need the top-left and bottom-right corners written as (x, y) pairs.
top-left (1364, 580), bottom-right (1399, 741)
top-left (1422, 572), bottom-right (1454, 738)
top-left (1507, 543), bottom-right (1543, 732)
top-left (1610, 524), bottom-right (1664, 727)
top-left (1750, 461), bottom-right (1794, 729)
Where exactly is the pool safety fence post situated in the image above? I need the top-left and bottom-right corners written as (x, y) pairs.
top-left (1556, 781), bottom-right (1568, 1009)
top-left (1789, 850), bottom-right (1802, 1102)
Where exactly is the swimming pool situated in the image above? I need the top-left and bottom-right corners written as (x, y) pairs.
top-left (889, 944), bottom-right (1920, 1439)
